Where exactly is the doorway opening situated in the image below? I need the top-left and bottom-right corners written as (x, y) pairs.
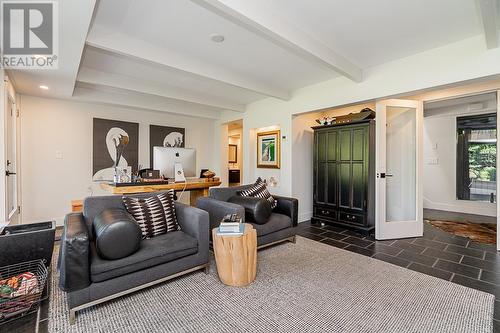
top-left (423, 92), bottom-right (497, 245)
top-left (226, 120), bottom-right (243, 187)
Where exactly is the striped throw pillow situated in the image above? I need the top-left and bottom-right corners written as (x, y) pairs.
top-left (239, 178), bottom-right (277, 209)
top-left (122, 190), bottom-right (180, 239)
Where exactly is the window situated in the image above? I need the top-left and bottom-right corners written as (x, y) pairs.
top-left (456, 113), bottom-right (497, 202)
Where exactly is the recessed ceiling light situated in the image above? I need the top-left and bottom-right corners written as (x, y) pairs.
top-left (39, 85), bottom-right (49, 90)
top-left (210, 34), bottom-right (225, 43)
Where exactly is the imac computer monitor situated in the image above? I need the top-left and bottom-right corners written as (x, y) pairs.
top-left (153, 147), bottom-right (196, 179)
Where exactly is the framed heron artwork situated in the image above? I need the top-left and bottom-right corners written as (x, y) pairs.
top-left (92, 118), bottom-right (139, 181)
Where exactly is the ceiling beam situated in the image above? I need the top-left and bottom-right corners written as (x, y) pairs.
top-left (86, 29), bottom-right (290, 100)
top-left (476, 0), bottom-right (499, 49)
top-left (73, 83), bottom-right (221, 119)
top-left (190, 0), bottom-right (362, 82)
top-left (77, 67), bottom-right (245, 112)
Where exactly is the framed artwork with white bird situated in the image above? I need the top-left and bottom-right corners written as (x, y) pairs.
top-left (92, 118), bottom-right (139, 181)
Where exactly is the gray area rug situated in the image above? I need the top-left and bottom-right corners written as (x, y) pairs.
top-left (49, 237), bottom-right (494, 332)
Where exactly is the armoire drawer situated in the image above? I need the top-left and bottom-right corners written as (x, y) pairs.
top-left (314, 207), bottom-right (337, 220)
top-left (339, 212), bottom-right (365, 225)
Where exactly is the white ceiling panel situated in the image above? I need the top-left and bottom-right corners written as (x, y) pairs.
top-left (79, 46), bottom-right (261, 107)
top-left (91, 0), bottom-right (337, 92)
top-left (249, 0), bottom-right (481, 68)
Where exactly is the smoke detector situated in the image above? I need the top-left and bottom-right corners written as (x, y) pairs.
top-left (210, 34), bottom-right (225, 43)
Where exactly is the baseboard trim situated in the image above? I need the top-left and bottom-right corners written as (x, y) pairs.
top-left (299, 211), bottom-right (313, 223)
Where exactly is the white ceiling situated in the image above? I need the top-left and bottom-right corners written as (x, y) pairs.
top-left (6, 0), bottom-right (500, 119)
top-left (251, 0), bottom-right (482, 68)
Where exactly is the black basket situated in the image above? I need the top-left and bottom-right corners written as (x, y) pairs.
top-left (0, 259), bottom-right (49, 324)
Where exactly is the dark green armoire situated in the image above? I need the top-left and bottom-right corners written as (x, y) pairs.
top-left (312, 120), bottom-right (375, 234)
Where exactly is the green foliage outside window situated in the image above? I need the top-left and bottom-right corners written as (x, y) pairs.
top-left (468, 143), bottom-right (496, 181)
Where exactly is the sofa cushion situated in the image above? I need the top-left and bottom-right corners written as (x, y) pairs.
top-left (122, 190), bottom-right (179, 239)
top-left (249, 213), bottom-right (292, 237)
top-left (227, 195), bottom-right (271, 225)
top-left (93, 208), bottom-right (142, 260)
top-left (238, 178), bottom-right (277, 209)
top-left (90, 230), bottom-right (198, 283)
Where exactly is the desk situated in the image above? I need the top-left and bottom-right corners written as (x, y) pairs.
top-left (100, 178), bottom-right (221, 205)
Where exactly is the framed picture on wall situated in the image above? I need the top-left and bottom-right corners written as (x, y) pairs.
top-left (228, 144), bottom-right (238, 163)
top-left (92, 118), bottom-right (139, 181)
top-left (257, 130), bottom-right (280, 169)
top-left (149, 125), bottom-right (185, 167)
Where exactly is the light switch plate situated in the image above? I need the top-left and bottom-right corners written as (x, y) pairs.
top-left (426, 158), bottom-right (439, 165)
top-left (55, 150), bottom-right (63, 159)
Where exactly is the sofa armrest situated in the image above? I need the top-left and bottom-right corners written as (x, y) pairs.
top-left (274, 196), bottom-right (298, 227)
top-left (175, 202), bottom-right (209, 260)
top-left (196, 197), bottom-right (245, 230)
top-left (59, 213), bottom-right (91, 292)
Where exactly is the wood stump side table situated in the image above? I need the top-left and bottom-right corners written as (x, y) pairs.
top-left (212, 223), bottom-right (257, 287)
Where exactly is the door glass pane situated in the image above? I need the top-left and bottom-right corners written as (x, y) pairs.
top-left (6, 99), bottom-right (17, 218)
top-left (386, 106), bottom-right (416, 222)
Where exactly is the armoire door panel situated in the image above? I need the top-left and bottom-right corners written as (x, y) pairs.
top-left (339, 130), bottom-right (351, 161)
top-left (352, 128), bottom-right (366, 161)
top-left (352, 163), bottom-right (365, 211)
top-left (317, 162), bottom-right (327, 203)
top-left (327, 162), bottom-right (337, 205)
top-left (317, 132), bottom-right (327, 161)
top-left (327, 131), bottom-right (337, 161)
top-left (339, 163), bottom-right (351, 208)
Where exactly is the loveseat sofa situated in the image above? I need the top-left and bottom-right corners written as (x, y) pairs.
top-left (197, 184), bottom-right (298, 248)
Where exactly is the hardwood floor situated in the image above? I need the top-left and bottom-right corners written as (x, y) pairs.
top-left (298, 220), bottom-right (500, 331)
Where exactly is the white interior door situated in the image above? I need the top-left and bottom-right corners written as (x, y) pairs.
top-left (375, 99), bottom-right (423, 240)
top-left (5, 94), bottom-right (18, 224)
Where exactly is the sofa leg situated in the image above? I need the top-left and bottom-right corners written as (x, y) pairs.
top-left (69, 309), bottom-right (76, 325)
top-left (204, 263), bottom-right (210, 274)
top-left (291, 236), bottom-right (297, 244)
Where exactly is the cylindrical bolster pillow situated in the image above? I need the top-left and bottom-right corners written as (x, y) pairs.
top-left (93, 209), bottom-right (142, 260)
top-left (228, 196), bottom-right (271, 225)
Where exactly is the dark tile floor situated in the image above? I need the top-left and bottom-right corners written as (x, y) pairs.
top-left (4, 221), bottom-right (499, 332)
top-left (298, 220), bottom-right (500, 331)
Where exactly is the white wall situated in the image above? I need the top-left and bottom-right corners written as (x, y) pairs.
top-left (242, 98), bottom-right (289, 196)
top-left (423, 99), bottom-right (498, 217)
top-left (20, 95), bottom-right (217, 226)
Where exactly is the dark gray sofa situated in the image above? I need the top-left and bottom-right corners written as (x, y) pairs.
top-left (197, 184), bottom-right (298, 248)
top-left (58, 192), bottom-right (209, 324)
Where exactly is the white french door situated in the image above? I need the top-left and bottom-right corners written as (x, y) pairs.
top-left (375, 99), bottom-right (423, 240)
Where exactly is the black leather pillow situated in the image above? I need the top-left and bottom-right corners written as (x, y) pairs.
top-left (93, 209), bottom-right (142, 260)
top-left (228, 195), bottom-right (271, 225)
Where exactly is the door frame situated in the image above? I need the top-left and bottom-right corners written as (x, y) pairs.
top-left (375, 99), bottom-right (424, 240)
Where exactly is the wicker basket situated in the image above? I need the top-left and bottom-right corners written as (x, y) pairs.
top-left (0, 259), bottom-right (49, 324)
